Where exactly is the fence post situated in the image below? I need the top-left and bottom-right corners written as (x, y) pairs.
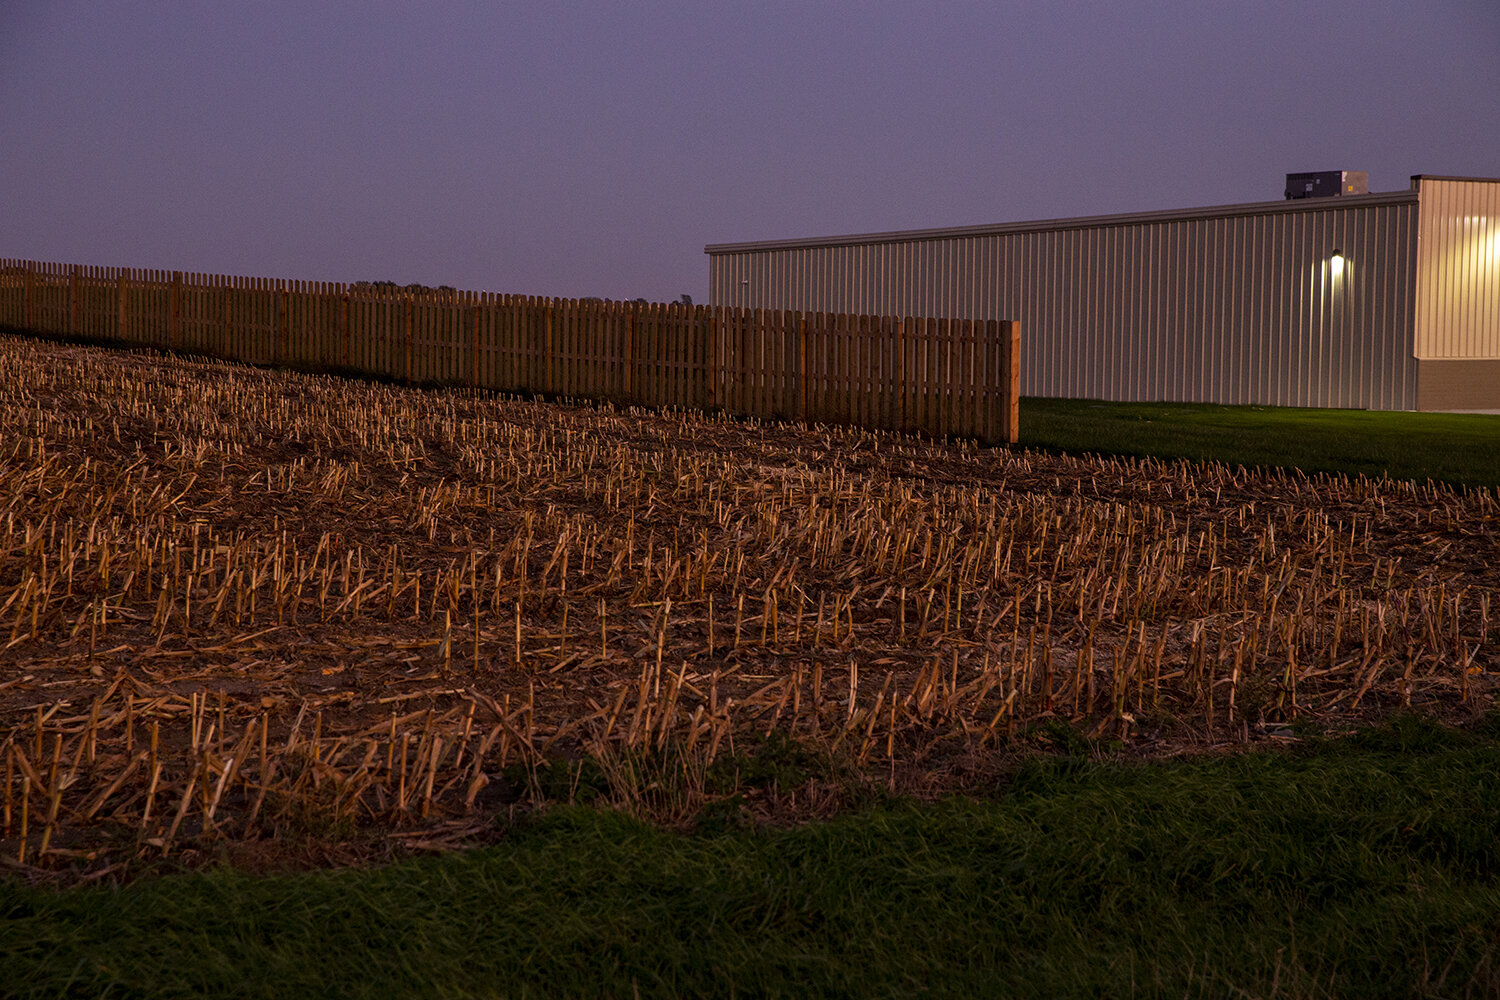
top-left (221, 276), bottom-right (232, 356)
top-left (797, 312), bottom-right (808, 422)
top-left (896, 318), bottom-right (907, 432)
top-left (1004, 321), bottom-right (1020, 445)
top-left (69, 266), bottom-right (80, 335)
top-left (277, 286), bottom-right (289, 361)
top-left (117, 271), bottom-right (128, 341)
top-left (710, 307), bottom-right (722, 410)
top-left (544, 301), bottom-right (555, 395)
top-left (877, 315), bottom-right (891, 431)
top-left (403, 294), bottom-right (413, 382)
top-left (340, 292), bottom-right (351, 368)
top-left (169, 271), bottom-right (182, 350)
top-left (466, 301), bottom-right (477, 388)
top-left (625, 304), bottom-right (637, 401)
top-left (23, 262), bottom-right (33, 330)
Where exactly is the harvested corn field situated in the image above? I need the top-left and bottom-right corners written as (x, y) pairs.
top-left (0, 333), bottom-right (1496, 877)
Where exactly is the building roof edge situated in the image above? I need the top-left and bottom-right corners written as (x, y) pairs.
top-left (704, 189), bottom-right (1423, 255)
top-left (1410, 174), bottom-right (1500, 185)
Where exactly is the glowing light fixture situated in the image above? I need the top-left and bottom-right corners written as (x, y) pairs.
top-left (1329, 249), bottom-right (1345, 277)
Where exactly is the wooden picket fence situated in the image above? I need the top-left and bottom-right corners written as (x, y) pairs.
top-left (0, 260), bottom-right (1020, 443)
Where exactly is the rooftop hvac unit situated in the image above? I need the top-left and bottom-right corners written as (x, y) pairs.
top-left (1285, 171), bottom-right (1369, 199)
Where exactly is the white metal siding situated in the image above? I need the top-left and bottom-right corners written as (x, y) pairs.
top-left (710, 195), bottom-right (1423, 409)
top-left (1415, 178), bottom-right (1500, 359)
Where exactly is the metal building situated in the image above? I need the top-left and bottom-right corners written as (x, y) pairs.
top-left (706, 175), bottom-right (1500, 411)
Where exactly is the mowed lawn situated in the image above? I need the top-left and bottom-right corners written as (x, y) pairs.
top-left (3, 717), bottom-right (1499, 999)
top-left (1020, 398), bottom-right (1500, 489)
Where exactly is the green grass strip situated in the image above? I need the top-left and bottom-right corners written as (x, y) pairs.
top-left (1019, 398), bottom-right (1500, 490)
top-left (3, 716), bottom-right (1499, 998)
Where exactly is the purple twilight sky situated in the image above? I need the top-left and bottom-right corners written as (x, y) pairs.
top-left (3, 1), bottom-right (1498, 303)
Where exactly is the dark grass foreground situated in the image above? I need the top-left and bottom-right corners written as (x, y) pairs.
top-left (1020, 398), bottom-right (1500, 490)
top-left (3, 716), bottom-right (1499, 999)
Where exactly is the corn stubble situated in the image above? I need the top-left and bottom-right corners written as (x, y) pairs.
top-left (0, 334), bottom-right (1495, 874)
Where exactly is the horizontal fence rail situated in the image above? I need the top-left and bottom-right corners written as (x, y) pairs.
top-left (0, 259), bottom-right (1020, 443)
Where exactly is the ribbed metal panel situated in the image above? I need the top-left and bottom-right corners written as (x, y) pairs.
top-left (1414, 178), bottom-right (1500, 359)
top-left (709, 194), bottom-right (1424, 409)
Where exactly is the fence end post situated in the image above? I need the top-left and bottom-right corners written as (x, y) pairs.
top-left (1005, 321), bottom-right (1020, 445)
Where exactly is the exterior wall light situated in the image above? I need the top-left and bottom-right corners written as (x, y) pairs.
top-left (1329, 250), bottom-right (1345, 277)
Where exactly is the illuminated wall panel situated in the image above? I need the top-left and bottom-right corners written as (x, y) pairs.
top-left (1414, 177), bottom-right (1500, 360)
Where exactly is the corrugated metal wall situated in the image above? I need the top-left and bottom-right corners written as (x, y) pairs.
top-left (1415, 178), bottom-right (1500, 359)
top-left (709, 194), bottom-right (1424, 409)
